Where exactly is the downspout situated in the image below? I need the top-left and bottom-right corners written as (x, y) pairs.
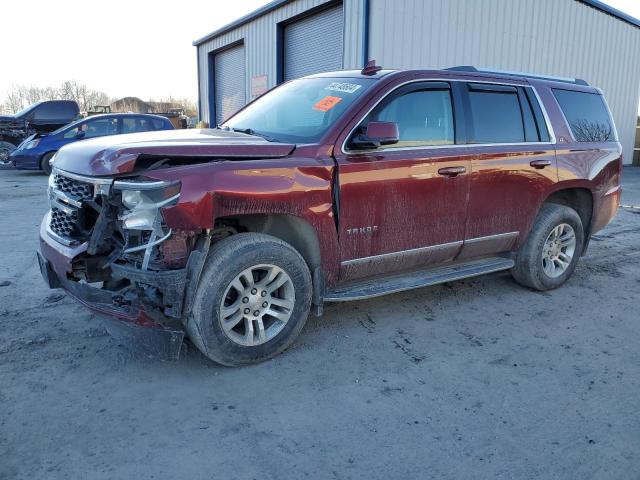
top-left (361, 0), bottom-right (370, 67)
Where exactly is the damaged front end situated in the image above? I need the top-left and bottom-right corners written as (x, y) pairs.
top-left (38, 167), bottom-right (208, 360)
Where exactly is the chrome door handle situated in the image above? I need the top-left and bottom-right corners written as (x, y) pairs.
top-left (530, 159), bottom-right (552, 169)
top-left (438, 166), bottom-right (466, 177)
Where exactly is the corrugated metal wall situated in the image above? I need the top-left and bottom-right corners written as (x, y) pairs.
top-left (196, 0), bottom-right (363, 125)
top-left (283, 4), bottom-right (344, 80)
top-left (196, 0), bottom-right (640, 162)
top-left (367, 0), bottom-right (640, 163)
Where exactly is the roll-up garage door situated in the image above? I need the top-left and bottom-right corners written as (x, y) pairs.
top-left (214, 44), bottom-right (246, 125)
top-left (284, 4), bottom-right (344, 81)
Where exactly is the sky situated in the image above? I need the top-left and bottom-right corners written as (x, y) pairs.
top-left (0, 0), bottom-right (638, 105)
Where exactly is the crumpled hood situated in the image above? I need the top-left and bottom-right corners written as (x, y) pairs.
top-left (53, 128), bottom-right (296, 176)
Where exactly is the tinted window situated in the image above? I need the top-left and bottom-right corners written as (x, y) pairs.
top-left (553, 89), bottom-right (615, 142)
top-left (152, 118), bottom-right (169, 130)
top-left (468, 85), bottom-right (524, 143)
top-left (370, 87), bottom-right (455, 148)
top-left (122, 117), bottom-right (155, 134)
top-left (33, 101), bottom-right (78, 121)
top-left (84, 118), bottom-right (118, 138)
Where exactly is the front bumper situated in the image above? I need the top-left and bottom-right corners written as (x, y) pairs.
top-left (10, 151), bottom-right (41, 170)
top-left (38, 216), bottom-right (186, 360)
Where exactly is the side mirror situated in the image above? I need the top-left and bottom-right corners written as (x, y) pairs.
top-left (350, 121), bottom-right (399, 149)
top-left (75, 130), bottom-right (86, 139)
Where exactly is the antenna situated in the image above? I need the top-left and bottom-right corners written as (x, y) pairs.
top-left (361, 60), bottom-right (383, 76)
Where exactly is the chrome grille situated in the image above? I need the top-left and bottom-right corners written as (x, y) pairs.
top-left (47, 170), bottom-right (109, 245)
top-left (52, 172), bottom-right (93, 202)
top-left (50, 206), bottom-right (83, 239)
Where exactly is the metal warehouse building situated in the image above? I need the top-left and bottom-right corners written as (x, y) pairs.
top-left (194, 0), bottom-right (640, 163)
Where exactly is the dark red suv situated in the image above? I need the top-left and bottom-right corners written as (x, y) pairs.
top-left (37, 64), bottom-right (622, 365)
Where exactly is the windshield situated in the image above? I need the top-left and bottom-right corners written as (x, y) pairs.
top-left (13, 102), bottom-right (40, 118)
top-left (223, 77), bottom-right (375, 143)
top-left (51, 116), bottom-right (85, 136)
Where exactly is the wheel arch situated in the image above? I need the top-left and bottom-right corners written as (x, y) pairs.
top-left (542, 186), bottom-right (594, 254)
top-left (213, 213), bottom-right (322, 274)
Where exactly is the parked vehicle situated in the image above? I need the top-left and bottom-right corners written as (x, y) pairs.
top-left (37, 64), bottom-right (622, 365)
top-left (0, 100), bottom-right (79, 165)
top-left (11, 113), bottom-right (174, 174)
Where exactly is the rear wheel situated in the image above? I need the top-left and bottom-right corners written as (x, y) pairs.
top-left (40, 152), bottom-right (54, 175)
top-left (511, 203), bottom-right (584, 291)
top-left (186, 233), bottom-right (312, 366)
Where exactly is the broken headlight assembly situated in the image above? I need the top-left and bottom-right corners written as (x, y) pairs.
top-left (113, 179), bottom-right (181, 270)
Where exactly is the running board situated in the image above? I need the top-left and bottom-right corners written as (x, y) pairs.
top-left (324, 257), bottom-right (514, 302)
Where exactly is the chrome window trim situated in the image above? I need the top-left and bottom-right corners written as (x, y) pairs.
top-left (341, 232), bottom-right (519, 266)
top-left (340, 78), bottom-right (557, 155)
top-left (463, 231), bottom-right (519, 244)
top-left (341, 240), bottom-right (463, 266)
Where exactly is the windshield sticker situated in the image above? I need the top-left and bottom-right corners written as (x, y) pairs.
top-left (325, 82), bottom-right (362, 94)
top-left (313, 96), bottom-right (343, 112)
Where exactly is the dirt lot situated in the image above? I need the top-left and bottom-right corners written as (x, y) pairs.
top-left (1, 167), bottom-right (639, 480)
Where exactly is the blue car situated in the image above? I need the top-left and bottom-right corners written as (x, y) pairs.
top-left (10, 113), bottom-right (174, 174)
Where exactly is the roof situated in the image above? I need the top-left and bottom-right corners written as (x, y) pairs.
top-left (193, 0), bottom-right (639, 47)
top-left (578, 0), bottom-right (640, 28)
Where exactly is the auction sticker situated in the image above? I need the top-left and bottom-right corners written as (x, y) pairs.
top-left (325, 82), bottom-right (362, 94)
top-left (313, 96), bottom-right (343, 112)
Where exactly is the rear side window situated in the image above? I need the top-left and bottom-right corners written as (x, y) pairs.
top-left (467, 84), bottom-right (524, 143)
top-left (553, 89), bottom-right (615, 142)
top-left (152, 118), bottom-right (169, 130)
top-left (369, 83), bottom-right (455, 148)
top-left (33, 101), bottom-right (79, 121)
top-left (466, 84), bottom-right (549, 144)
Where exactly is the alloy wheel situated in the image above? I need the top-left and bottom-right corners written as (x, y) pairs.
top-left (541, 223), bottom-right (576, 278)
top-left (219, 264), bottom-right (295, 347)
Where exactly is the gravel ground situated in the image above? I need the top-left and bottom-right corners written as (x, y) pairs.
top-left (1, 167), bottom-right (639, 480)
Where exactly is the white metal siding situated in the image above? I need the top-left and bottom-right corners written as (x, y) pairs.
top-left (367, 0), bottom-right (640, 163)
top-left (214, 44), bottom-right (246, 125)
top-left (284, 4), bottom-right (344, 80)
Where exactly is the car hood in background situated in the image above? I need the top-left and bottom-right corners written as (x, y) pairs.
top-left (53, 129), bottom-right (297, 176)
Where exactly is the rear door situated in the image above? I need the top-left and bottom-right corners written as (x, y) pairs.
top-left (458, 82), bottom-right (557, 259)
top-left (334, 81), bottom-right (472, 281)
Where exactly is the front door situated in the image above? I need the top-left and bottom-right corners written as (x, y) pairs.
top-left (334, 81), bottom-right (471, 281)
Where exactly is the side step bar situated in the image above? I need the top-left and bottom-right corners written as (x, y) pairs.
top-left (324, 257), bottom-right (514, 302)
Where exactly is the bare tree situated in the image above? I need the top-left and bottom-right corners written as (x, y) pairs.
top-left (571, 118), bottom-right (613, 142)
top-left (1, 81), bottom-right (112, 114)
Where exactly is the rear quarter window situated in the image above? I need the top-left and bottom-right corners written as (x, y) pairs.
top-left (552, 89), bottom-right (616, 142)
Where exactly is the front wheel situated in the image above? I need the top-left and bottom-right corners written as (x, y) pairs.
top-left (40, 152), bottom-right (55, 175)
top-left (511, 203), bottom-right (584, 291)
top-left (0, 141), bottom-right (16, 166)
top-left (187, 233), bottom-right (312, 366)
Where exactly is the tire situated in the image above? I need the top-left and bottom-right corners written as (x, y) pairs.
top-left (186, 233), bottom-right (312, 366)
top-left (40, 152), bottom-right (55, 175)
top-left (511, 203), bottom-right (584, 291)
top-left (0, 141), bottom-right (16, 166)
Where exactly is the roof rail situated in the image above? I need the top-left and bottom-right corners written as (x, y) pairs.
top-left (446, 66), bottom-right (589, 86)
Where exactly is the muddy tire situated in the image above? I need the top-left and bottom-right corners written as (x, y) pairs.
top-left (186, 233), bottom-right (312, 366)
top-left (40, 152), bottom-right (54, 175)
top-left (511, 203), bottom-right (584, 291)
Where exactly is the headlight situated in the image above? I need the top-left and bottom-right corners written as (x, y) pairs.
top-left (24, 139), bottom-right (40, 149)
top-left (114, 179), bottom-right (181, 231)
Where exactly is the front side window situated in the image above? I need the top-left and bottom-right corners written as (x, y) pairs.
top-left (223, 77), bottom-right (375, 143)
top-left (553, 89), bottom-right (615, 142)
top-left (368, 87), bottom-right (455, 148)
